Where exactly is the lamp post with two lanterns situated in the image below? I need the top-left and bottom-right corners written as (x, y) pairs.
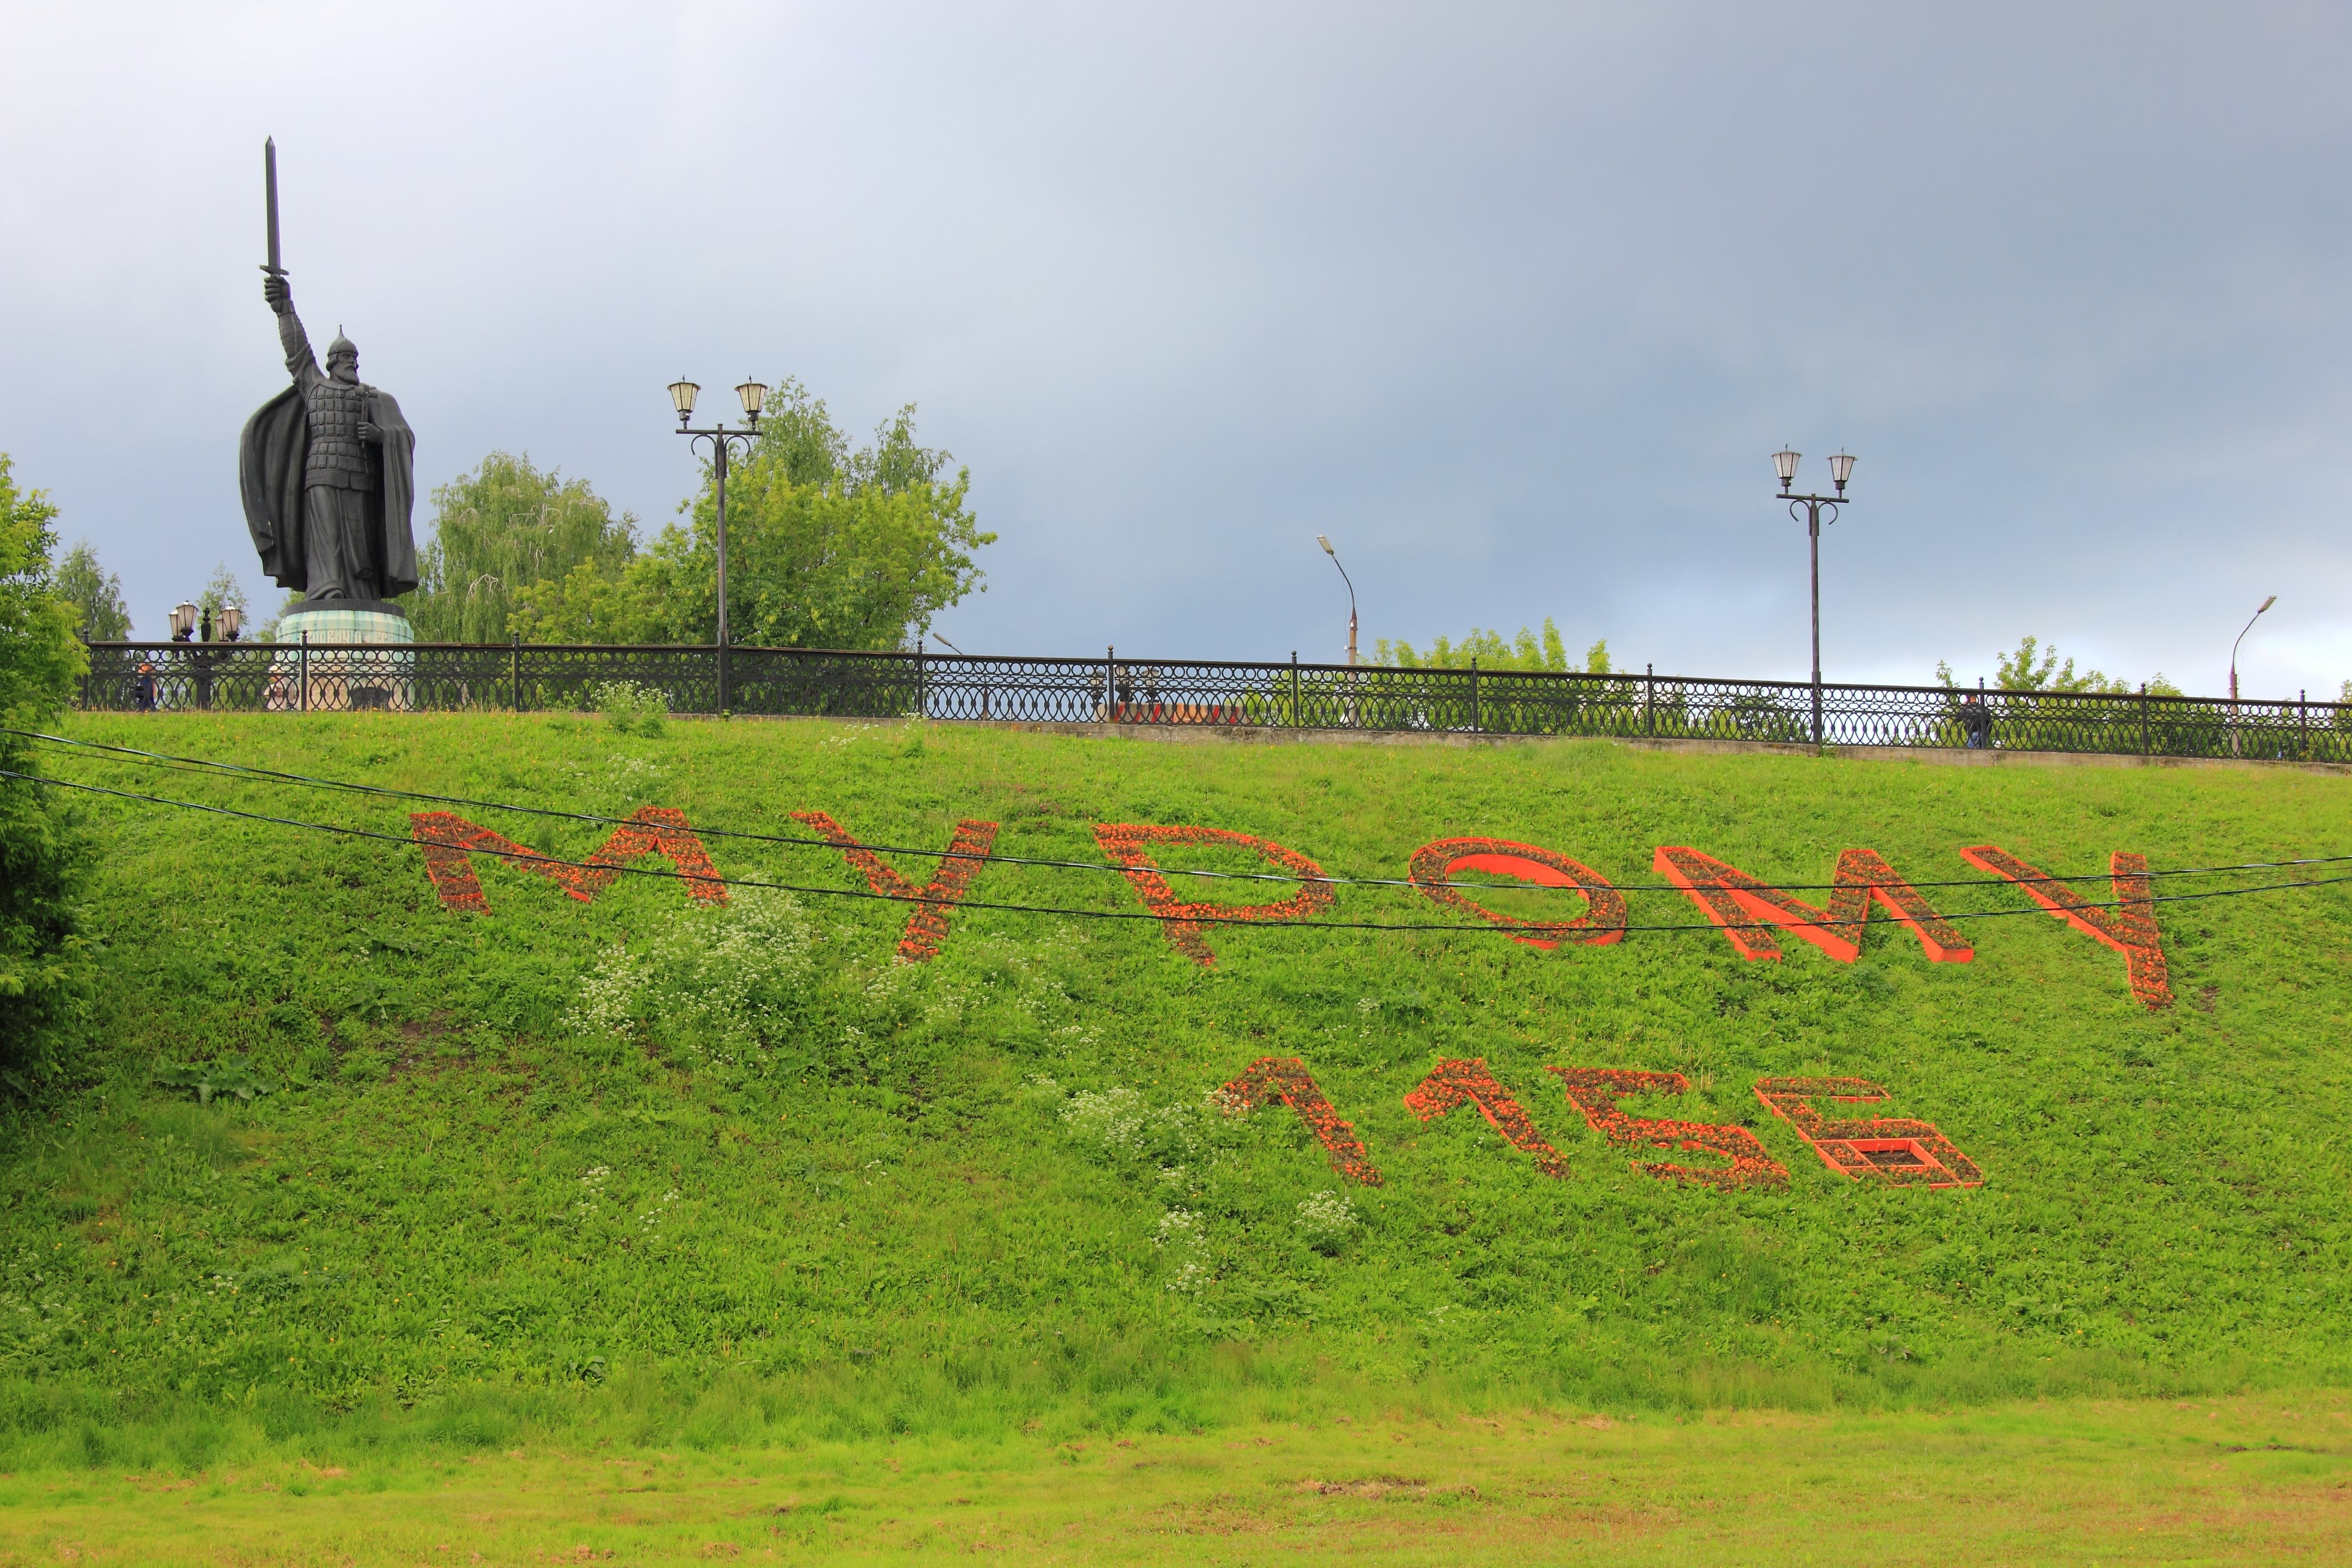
top-left (1769, 447), bottom-right (1855, 748)
top-left (666, 376), bottom-right (770, 713)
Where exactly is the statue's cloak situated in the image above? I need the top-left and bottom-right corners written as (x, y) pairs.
top-left (238, 383), bottom-right (419, 597)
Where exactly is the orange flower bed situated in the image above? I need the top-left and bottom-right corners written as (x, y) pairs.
top-left (1219, 1056), bottom-right (1381, 1185)
top-left (792, 810), bottom-right (1000, 962)
top-left (1960, 845), bottom-right (2171, 1009)
top-left (1403, 1058), bottom-right (1569, 1176)
top-left (1545, 1066), bottom-right (1788, 1191)
top-left (1753, 1077), bottom-right (1982, 1188)
top-left (411, 807), bottom-right (726, 913)
top-left (1405, 837), bottom-right (1626, 949)
top-left (1094, 824), bottom-right (1335, 965)
top-left (1653, 846), bottom-right (1972, 962)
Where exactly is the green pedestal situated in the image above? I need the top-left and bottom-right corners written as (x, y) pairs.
top-left (272, 606), bottom-right (415, 712)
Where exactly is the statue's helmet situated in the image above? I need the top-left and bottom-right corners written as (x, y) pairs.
top-left (327, 326), bottom-right (358, 364)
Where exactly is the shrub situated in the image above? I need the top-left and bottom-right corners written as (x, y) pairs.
top-left (590, 680), bottom-right (670, 737)
top-left (0, 454), bottom-right (91, 1088)
top-left (566, 888), bottom-right (816, 1067)
top-left (1294, 1189), bottom-right (1358, 1254)
top-left (1060, 1085), bottom-right (1201, 1167)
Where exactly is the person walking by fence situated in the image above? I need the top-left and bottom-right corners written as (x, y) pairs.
top-left (1959, 689), bottom-right (1992, 749)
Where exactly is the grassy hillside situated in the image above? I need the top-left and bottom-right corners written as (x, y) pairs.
top-left (5, 713), bottom-right (2350, 1465)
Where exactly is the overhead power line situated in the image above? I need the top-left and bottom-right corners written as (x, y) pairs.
top-left (10, 728), bottom-right (2347, 896)
top-left (5, 766), bottom-right (2347, 937)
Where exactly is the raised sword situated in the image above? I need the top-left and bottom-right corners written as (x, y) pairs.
top-left (262, 136), bottom-right (285, 278)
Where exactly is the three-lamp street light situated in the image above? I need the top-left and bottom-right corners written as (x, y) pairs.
top-left (168, 599), bottom-right (243, 711)
top-left (1770, 446), bottom-right (1855, 747)
top-left (169, 600), bottom-right (243, 644)
top-left (666, 376), bottom-right (769, 711)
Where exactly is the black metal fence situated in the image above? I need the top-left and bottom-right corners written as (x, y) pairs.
top-left (74, 640), bottom-right (2351, 764)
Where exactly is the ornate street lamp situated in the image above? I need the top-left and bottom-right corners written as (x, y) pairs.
top-left (1769, 447), bottom-right (1856, 747)
top-left (667, 375), bottom-right (768, 711)
top-left (168, 599), bottom-right (244, 708)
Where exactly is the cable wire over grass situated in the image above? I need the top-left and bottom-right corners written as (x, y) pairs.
top-left (11, 727), bottom-right (2349, 895)
top-left (6, 766), bottom-right (2348, 938)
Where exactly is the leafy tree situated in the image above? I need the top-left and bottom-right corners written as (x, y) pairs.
top-left (0, 455), bottom-right (92, 1086)
top-left (1937, 636), bottom-right (2181, 696)
top-left (198, 563), bottom-right (253, 626)
top-left (409, 453), bottom-right (637, 643)
top-left (53, 541), bottom-right (132, 641)
top-left (512, 389), bottom-right (991, 650)
top-left (1377, 618), bottom-right (1606, 673)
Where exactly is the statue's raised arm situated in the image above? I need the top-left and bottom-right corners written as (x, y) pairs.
top-left (263, 273), bottom-right (321, 392)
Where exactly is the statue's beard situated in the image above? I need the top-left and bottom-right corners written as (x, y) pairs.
top-left (329, 360), bottom-right (359, 382)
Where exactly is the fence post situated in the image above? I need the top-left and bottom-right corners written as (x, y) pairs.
top-left (1646, 662), bottom-right (1655, 737)
top-left (717, 641), bottom-right (730, 718)
top-left (1470, 656), bottom-right (1479, 733)
top-left (1290, 652), bottom-right (1300, 728)
top-left (2138, 682), bottom-right (2150, 757)
top-left (1105, 644), bottom-right (1115, 724)
top-left (916, 637), bottom-right (927, 722)
top-left (299, 632), bottom-right (309, 714)
top-left (510, 633), bottom-right (522, 714)
top-left (2300, 689), bottom-right (2308, 761)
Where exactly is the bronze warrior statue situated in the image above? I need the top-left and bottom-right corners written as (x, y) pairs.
top-left (238, 274), bottom-right (419, 603)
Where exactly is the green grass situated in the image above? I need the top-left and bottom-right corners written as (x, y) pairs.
top-left (2, 1393), bottom-right (2346, 1564)
top-left (4, 713), bottom-right (2350, 1475)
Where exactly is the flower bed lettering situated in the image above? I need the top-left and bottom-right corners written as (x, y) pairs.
top-left (791, 810), bottom-right (1000, 962)
top-left (1753, 1076), bottom-right (1982, 1188)
top-left (1094, 824), bottom-right (1335, 965)
top-left (412, 807), bottom-right (726, 912)
top-left (1959, 845), bottom-right (2171, 1009)
top-left (1402, 1058), bottom-right (1569, 1176)
top-left (1218, 1056), bottom-right (1381, 1185)
top-left (1545, 1066), bottom-right (1788, 1190)
top-left (1405, 838), bottom-right (1626, 949)
top-left (1653, 846), bottom-right (1972, 963)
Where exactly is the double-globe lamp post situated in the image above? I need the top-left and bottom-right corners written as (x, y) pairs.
top-left (1771, 447), bottom-right (1856, 747)
top-left (667, 376), bottom-right (769, 712)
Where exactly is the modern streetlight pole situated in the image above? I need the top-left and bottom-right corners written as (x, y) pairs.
top-left (1770, 447), bottom-right (1856, 747)
top-left (667, 376), bottom-right (769, 713)
top-left (2228, 593), bottom-right (2277, 757)
top-left (1316, 534), bottom-right (1359, 727)
top-left (1315, 534), bottom-right (1358, 666)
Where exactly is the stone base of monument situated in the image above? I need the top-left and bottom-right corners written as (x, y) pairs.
top-left (270, 603), bottom-right (415, 713)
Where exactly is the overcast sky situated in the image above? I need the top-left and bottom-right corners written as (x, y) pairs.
top-left (4, 3), bottom-right (2347, 696)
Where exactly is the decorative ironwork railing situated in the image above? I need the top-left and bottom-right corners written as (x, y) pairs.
top-left (74, 640), bottom-right (2352, 764)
